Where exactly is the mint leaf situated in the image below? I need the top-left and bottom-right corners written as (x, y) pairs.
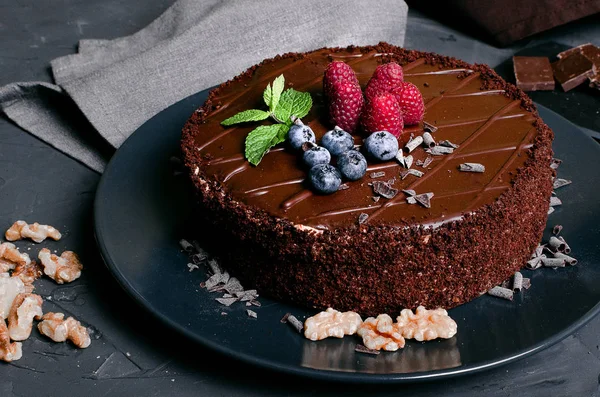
top-left (245, 124), bottom-right (289, 165)
top-left (221, 109), bottom-right (270, 126)
top-left (273, 88), bottom-right (312, 125)
top-left (270, 74), bottom-right (285, 112)
top-left (263, 83), bottom-right (272, 110)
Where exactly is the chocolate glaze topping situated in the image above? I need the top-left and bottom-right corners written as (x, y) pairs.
top-left (188, 47), bottom-right (537, 230)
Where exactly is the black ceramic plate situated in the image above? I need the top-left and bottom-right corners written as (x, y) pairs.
top-left (94, 89), bottom-right (600, 383)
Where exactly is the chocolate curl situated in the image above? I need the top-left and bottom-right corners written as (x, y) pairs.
top-left (426, 146), bottom-right (454, 155)
top-left (549, 196), bottom-right (562, 207)
top-left (526, 254), bottom-right (545, 270)
top-left (405, 136), bottom-right (423, 153)
top-left (415, 192), bottom-right (434, 208)
top-left (401, 169), bottom-right (424, 180)
top-left (179, 239), bottom-right (194, 252)
top-left (552, 252), bottom-right (578, 265)
top-left (553, 178), bottom-right (572, 189)
top-left (459, 163), bottom-right (485, 173)
top-left (552, 225), bottom-right (563, 236)
top-left (488, 286), bottom-right (514, 301)
top-left (439, 140), bottom-right (459, 149)
top-left (550, 158), bottom-right (562, 170)
top-left (513, 272), bottom-right (523, 291)
top-left (423, 121), bottom-right (438, 133)
top-left (355, 344), bottom-right (380, 355)
top-left (422, 132), bottom-right (436, 148)
top-left (531, 244), bottom-right (545, 259)
top-left (358, 213), bottom-right (369, 224)
top-left (542, 257), bottom-right (566, 268)
top-left (422, 155), bottom-right (433, 168)
top-left (286, 314), bottom-right (304, 333)
top-left (548, 236), bottom-right (566, 252)
top-left (558, 236), bottom-right (571, 254)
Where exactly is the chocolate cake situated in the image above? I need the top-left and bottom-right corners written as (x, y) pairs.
top-left (181, 43), bottom-right (554, 315)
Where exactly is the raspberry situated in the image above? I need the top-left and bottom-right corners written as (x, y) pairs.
top-left (323, 61), bottom-right (360, 97)
top-left (361, 93), bottom-right (404, 137)
top-left (364, 62), bottom-right (404, 101)
top-left (391, 82), bottom-right (424, 125)
top-left (328, 81), bottom-right (364, 133)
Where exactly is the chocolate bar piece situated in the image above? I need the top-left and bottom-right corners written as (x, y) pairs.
top-left (581, 45), bottom-right (600, 90)
top-left (513, 56), bottom-right (555, 91)
top-left (552, 52), bottom-right (595, 92)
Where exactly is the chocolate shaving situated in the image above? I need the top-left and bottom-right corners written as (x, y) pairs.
top-left (387, 178), bottom-right (396, 185)
top-left (522, 278), bottom-right (532, 290)
top-left (548, 207), bottom-right (555, 215)
top-left (526, 254), bottom-right (545, 270)
top-left (426, 146), bottom-right (454, 155)
top-left (405, 136), bottom-right (423, 153)
top-left (513, 272), bottom-right (523, 291)
top-left (553, 178), bottom-right (572, 189)
top-left (406, 197), bottom-right (417, 205)
top-left (422, 132), bottom-right (436, 148)
top-left (552, 252), bottom-right (577, 265)
top-left (542, 257), bottom-right (566, 268)
top-left (338, 184), bottom-right (350, 191)
top-left (548, 236), bottom-right (566, 252)
top-left (372, 181), bottom-right (398, 199)
top-left (558, 236), bottom-right (571, 254)
top-left (488, 286), bottom-right (513, 301)
top-left (358, 213), bottom-right (369, 224)
top-left (415, 192), bottom-right (434, 208)
top-left (531, 244), bottom-right (545, 259)
top-left (439, 140), bottom-right (459, 149)
top-left (280, 313), bottom-right (291, 323)
top-left (549, 196), bottom-right (562, 207)
top-left (355, 344), bottom-right (380, 355)
top-left (372, 196), bottom-right (380, 203)
top-left (402, 189), bottom-right (416, 196)
top-left (179, 239), bottom-right (194, 252)
top-left (550, 158), bottom-right (562, 170)
top-left (421, 155), bottom-right (433, 168)
top-left (552, 225), bottom-right (563, 236)
top-left (404, 155), bottom-right (414, 169)
top-left (395, 150), bottom-right (405, 166)
top-left (286, 314), bottom-right (304, 333)
top-left (459, 163), bottom-right (485, 173)
top-left (247, 309), bottom-right (257, 318)
top-left (423, 121), bottom-right (438, 133)
top-left (207, 258), bottom-right (222, 275)
top-left (370, 171), bottom-right (386, 179)
top-left (224, 277), bottom-right (244, 294)
top-left (250, 300), bottom-right (261, 307)
top-left (401, 169), bottom-right (424, 180)
top-left (216, 297), bottom-right (238, 306)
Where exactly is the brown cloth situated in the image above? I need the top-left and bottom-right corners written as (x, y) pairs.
top-left (407, 0), bottom-right (600, 46)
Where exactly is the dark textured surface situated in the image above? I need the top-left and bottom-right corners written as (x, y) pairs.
top-left (1, 1), bottom-right (600, 395)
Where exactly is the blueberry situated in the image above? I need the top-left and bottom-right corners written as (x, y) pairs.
top-left (309, 164), bottom-right (342, 194)
top-left (288, 124), bottom-right (316, 150)
top-left (337, 150), bottom-right (367, 181)
top-left (303, 146), bottom-right (331, 168)
top-left (363, 131), bottom-right (399, 161)
top-left (321, 126), bottom-right (354, 156)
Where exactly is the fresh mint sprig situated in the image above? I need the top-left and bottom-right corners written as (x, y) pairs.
top-left (220, 74), bottom-right (312, 166)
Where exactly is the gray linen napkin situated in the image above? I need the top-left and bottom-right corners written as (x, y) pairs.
top-left (0, 0), bottom-right (408, 173)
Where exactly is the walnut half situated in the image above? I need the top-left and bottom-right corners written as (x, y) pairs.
top-left (0, 273), bottom-right (26, 320)
top-left (357, 314), bottom-right (406, 351)
top-left (5, 220), bottom-right (62, 243)
top-left (38, 249), bottom-right (83, 284)
top-left (7, 293), bottom-right (43, 341)
top-left (303, 308), bottom-right (363, 341)
top-left (396, 306), bottom-right (457, 341)
top-left (0, 320), bottom-right (22, 362)
top-left (38, 312), bottom-right (91, 349)
top-left (0, 242), bottom-right (31, 273)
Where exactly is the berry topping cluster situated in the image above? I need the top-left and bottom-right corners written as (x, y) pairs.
top-left (286, 61), bottom-right (425, 194)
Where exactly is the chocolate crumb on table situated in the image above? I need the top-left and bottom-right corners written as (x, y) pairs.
top-left (513, 56), bottom-right (555, 91)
